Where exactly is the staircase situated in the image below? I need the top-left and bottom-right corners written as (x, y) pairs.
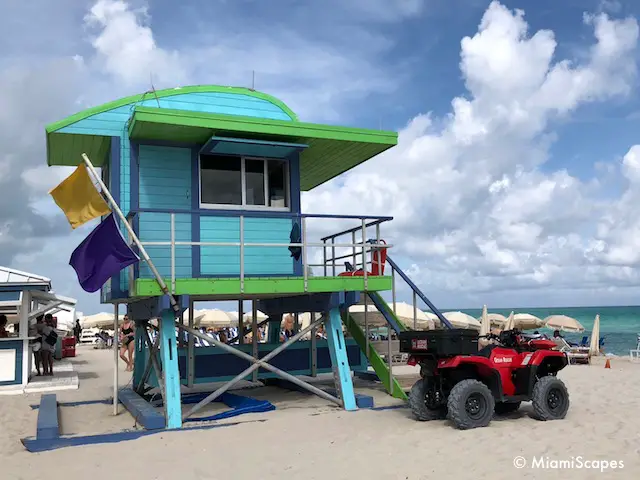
top-left (344, 255), bottom-right (454, 399)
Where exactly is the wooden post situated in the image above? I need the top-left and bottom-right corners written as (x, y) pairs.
top-left (113, 303), bottom-right (119, 415)
top-left (159, 308), bottom-right (182, 428)
top-left (325, 307), bottom-right (357, 411)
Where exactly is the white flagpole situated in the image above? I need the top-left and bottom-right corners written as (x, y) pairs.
top-left (81, 153), bottom-right (180, 314)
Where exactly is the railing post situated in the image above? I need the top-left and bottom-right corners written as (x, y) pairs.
top-left (302, 217), bottom-right (308, 292)
top-left (351, 231), bottom-right (357, 272)
top-left (238, 300), bottom-right (244, 345)
top-left (413, 291), bottom-right (417, 330)
top-left (187, 298), bottom-right (194, 388)
top-left (170, 213), bottom-right (176, 294)
top-left (361, 219), bottom-right (368, 291)
top-left (392, 267), bottom-right (397, 313)
top-left (331, 238), bottom-right (336, 276)
top-left (240, 215), bottom-right (245, 293)
top-left (323, 239), bottom-right (328, 276)
top-left (364, 293), bottom-right (369, 359)
top-left (252, 300), bottom-right (258, 382)
top-left (375, 223), bottom-right (381, 274)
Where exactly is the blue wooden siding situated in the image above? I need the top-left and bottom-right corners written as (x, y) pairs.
top-left (0, 340), bottom-right (23, 386)
top-left (58, 92), bottom-right (298, 290)
top-left (200, 217), bottom-right (294, 275)
top-left (137, 145), bottom-right (193, 279)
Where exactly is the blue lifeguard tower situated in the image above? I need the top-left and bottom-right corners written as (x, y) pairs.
top-left (44, 85), bottom-right (441, 429)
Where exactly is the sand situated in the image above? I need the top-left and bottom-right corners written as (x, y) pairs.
top-left (1, 348), bottom-right (639, 480)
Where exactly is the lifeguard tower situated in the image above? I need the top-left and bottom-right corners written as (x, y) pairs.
top-left (45, 85), bottom-right (447, 429)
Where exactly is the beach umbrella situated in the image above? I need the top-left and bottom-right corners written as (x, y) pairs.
top-left (589, 314), bottom-right (600, 356)
top-left (243, 310), bottom-right (268, 324)
top-left (479, 305), bottom-right (491, 349)
top-left (503, 311), bottom-right (515, 331)
top-left (544, 315), bottom-right (585, 333)
top-left (81, 312), bottom-right (123, 329)
top-left (195, 309), bottom-right (237, 328)
top-left (480, 313), bottom-right (507, 328)
top-left (349, 302), bottom-right (435, 330)
top-left (512, 313), bottom-right (545, 331)
top-left (442, 311), bottom-right (481, 330)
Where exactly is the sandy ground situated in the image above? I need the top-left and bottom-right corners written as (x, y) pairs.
top-left (1, 347), bottom-right (639, 480)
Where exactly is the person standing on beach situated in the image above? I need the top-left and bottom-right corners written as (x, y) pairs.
top-left (119, 315), bottom-right (135, 371)
top-left (73, 319), bottom-right (82, 343)
top-left (40, 314), bottom-right (57, 376)
top-left (30, 315), bottom-right (45, 376)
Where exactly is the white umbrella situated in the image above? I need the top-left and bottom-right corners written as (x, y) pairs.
top-left (479, 305), bottom-right (491, 349)
top-left (512, 313), bottom-right (545, 331)
top-left (442, 311), bottom-right (481, 330)
top-left (349, 302), bottom-right (435, 330)
top-left (589, 314), bottom-right (600, 356)
top-left (479, 313), bottom-right (507, 328)
top-left (544, 315), bottom-right (585, 333)
top-left (503, 311), bottom-right (515, 331)
top-left (81, 312), bottom-right (124, 329)
top-left (196, 309), bottom-right (237, 328)
top-left (243, 310), bottom-right (268, 324)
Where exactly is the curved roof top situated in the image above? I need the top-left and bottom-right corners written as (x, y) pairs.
top-left (46, 85), bottom-right (299, 134)
top-left (45, 84), bottom-right (398, 190)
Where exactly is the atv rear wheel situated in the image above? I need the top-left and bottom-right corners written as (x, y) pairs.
top-left (409, 378), bottom-right (446, 421)
top-left (447, 379), bottom-right (495, 430)
top-left (531, 376), bottom-right (569, 420)
top-left (494, 401), bottom-right (521, 415)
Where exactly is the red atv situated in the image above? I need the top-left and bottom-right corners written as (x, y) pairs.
top-left (399, 328), bottom-right (569, 429)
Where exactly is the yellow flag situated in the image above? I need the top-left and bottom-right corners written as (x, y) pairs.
top-left (49, 163), bottom-right (111, 229)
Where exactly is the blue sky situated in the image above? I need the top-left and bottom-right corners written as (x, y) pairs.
top-left (2, 0), bottom-right (640, 314)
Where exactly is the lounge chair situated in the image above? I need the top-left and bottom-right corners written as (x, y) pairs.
top-left (553, 337), bottom-right (591, 364)
top-left (630, 335), bottom-right (640, 361)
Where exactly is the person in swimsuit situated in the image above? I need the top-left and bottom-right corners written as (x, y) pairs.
top-left (119, 315), bottom-right (135, 371)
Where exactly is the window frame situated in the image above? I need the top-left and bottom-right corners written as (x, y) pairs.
top-left (198, 154), bottom-right (291, 212)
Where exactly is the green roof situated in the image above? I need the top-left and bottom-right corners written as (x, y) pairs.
top-left (128, 107), bottom-right (397, 190)
top-left (45, 85), bottom-right (397, 190)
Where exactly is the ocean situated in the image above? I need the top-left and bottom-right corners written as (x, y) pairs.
top-left (458, 306), bottom-right (640, 357)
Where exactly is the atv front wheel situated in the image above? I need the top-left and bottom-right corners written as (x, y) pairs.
top-left (447, 379), bottom-right (495, 430)
top-left (532, 376), bottom-right (569, 420)
top-left (494, 401), bottom-right (521, 415)
top-left (408, 378), bottom-right (446, 421)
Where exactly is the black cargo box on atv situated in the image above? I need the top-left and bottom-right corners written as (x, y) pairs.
top-left (399, 329), bottom-right (479, 356)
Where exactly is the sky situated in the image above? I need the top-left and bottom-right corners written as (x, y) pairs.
top-left (2, 0), bottom-right (640, 314)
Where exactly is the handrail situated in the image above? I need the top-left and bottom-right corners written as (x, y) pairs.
top-left (320, 219), bottom-right (390, 242)
top-left (127, 208), bottom-right (393, 223)
top-left (385, 256), bottom-right (454, 330)
top-left (125, 209), bottom-right (392, 294)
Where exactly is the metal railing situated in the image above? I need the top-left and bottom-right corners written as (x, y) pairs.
top-left (125, 209), bottom-right (393, 295)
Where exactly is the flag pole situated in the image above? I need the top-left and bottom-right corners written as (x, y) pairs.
top-left (81, 153), bottom-right (180, 315)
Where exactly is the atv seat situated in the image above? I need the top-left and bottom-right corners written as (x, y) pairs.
top-left (475, 344), bottom-right (499, 358)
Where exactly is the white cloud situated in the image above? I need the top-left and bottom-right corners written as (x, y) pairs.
top-left (303, 1), bottom-right (640, 303)
top-left (1, 0), bottom-right (640, 313)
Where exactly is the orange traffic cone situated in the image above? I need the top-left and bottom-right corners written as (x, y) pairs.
top-left (605, 358), bottom-right (611, 369)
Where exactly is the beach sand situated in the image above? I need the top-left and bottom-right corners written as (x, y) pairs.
top-left (1, 348), bottom-right (639, 479)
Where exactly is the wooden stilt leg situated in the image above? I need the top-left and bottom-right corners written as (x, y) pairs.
top-left (325, 307), bottom-right (357, 411)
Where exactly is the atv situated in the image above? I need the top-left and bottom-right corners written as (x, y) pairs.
top-left (399, 328), bottom-right (569, 430)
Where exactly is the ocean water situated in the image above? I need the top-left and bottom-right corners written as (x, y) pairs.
top-left (457, 306), bottom-right (640, 357)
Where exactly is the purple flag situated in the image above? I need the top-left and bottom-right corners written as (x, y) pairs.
top-left (69, 213), bottom-right (139, 293)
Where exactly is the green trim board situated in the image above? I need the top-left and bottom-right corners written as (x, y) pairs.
top-left (134, 276), bottom-right (393, 297)
top-left (46, 85), bottom-right (299, 133)
top-left (128, 107), bottom-right (398, 190)
top-left (342, 312), bottom-right (408, 400)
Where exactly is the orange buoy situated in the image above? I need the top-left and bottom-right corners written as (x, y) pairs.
top-left (605, 358), bottom-right (611, 369)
